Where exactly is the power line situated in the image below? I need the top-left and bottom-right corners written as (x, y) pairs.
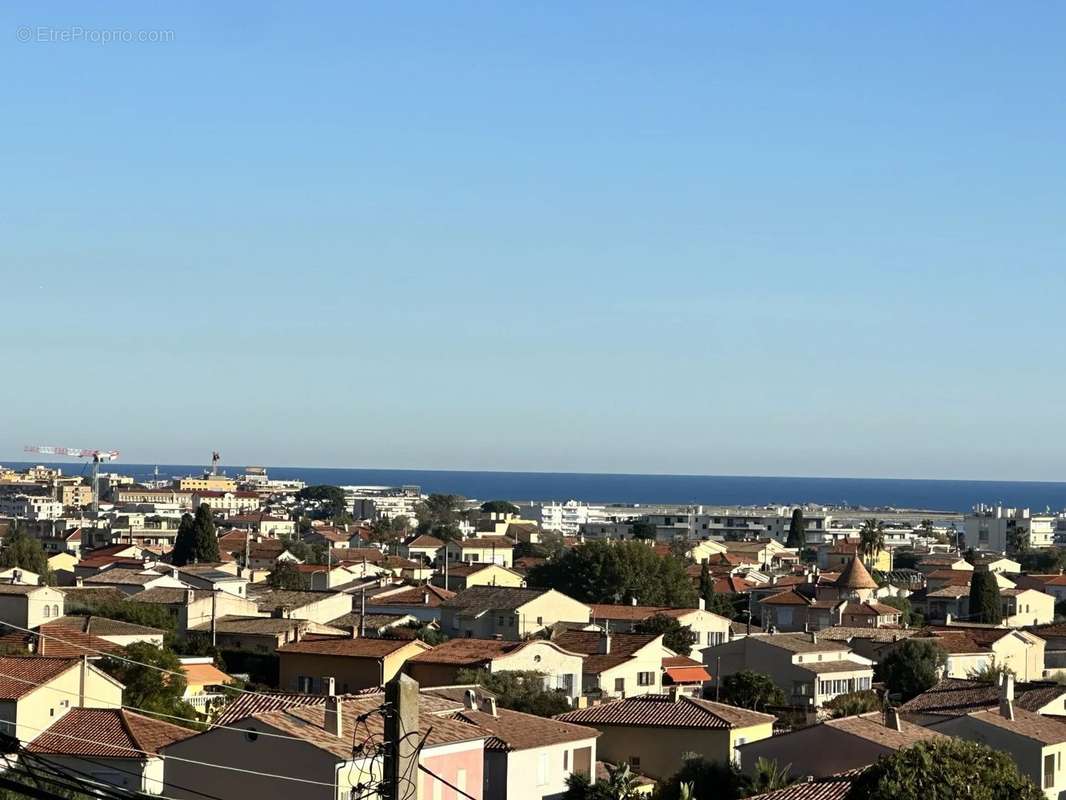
top-left (418, 763), bottom-right (477, 800)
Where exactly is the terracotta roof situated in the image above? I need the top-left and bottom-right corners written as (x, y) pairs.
top-left (965, 706), bottom-right (1066, 744)
top-left (407, 638), bottom-right (530, 665)
top-left (83, 568), bottom-right (167, 586)
top-left (840, 602), bottom-right (902, 617)
top-left (326, 612), bottom-right (411, 631)
top-left (189, 616), bottom-right (308, 636)
top-left (328, 547), bottom-right (385, 562)
top-left (833, 558), bottom-right (878, 591)
top-left (822, 712), bottom-right (947, 749)
top-left (0, 624), bottom-right (124, 659)
top-left (251, 590), bottom-right (348, 614)
top-left (0, 584), bottom-right (47, 596)
top-left (713, 576), bottom-right (755, 594)
top-left (589, 604), bottom-right (700, 621)
top-left (369, 585), bottom-right (456, 607)
top-left (556, 694), bottom-right (775, 729)
top-left (816, 627), bottom-right (916, 643)
top-left (48, 615), bottom-right (164, 637)
top-left (900, 678), bottom-right (1066, 718)
top-left (551, 631), bottom-right (660, 659)
top-left (442, 586), bottom-right (550, 614)
top-left (0, 657), bottom-right (82, 699)
top-left (215, 691), bottom-right (329, 726)
top-left (128, 587), bottom-right (211, 604)
top-left (747, 770), bottom-right (863, 800)
top-left (760, 590), bottom-right (814, 607)
top-left (750, 634), bottom-right (850, 654)
top-left (453, 707), bottom-right (598, 751)
top-left (405, 535), bottom-right (444, 548)
top-left (664, 665), bottom-right (712, 683)
top-left (925, 570), bottom-right (973, 584)
top-left (456, 536), bottom-right (515, 549)
top-left (27, 708), bottom-right (195, 757)
top-left (277, 637), bottom-right (426, 658)
top-left (59, 587), bottom-right (128, 607)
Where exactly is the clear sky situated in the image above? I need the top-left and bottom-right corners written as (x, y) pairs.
top-left (3, 3), bottom-right (1065, 480)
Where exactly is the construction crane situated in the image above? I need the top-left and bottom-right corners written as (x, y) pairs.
top-left (23, 445), bottom-right (120, 514)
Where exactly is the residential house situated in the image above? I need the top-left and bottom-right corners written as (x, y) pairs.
top-left (406, 638), bottom-right (584, 699)
top-left (916, 555), bottom-right (973, 575)
top-left (399, 534), bottom-right (445, 566)
top-left (1016, 575), bottom-right (1066, 603)
top-left (45, 616), bottom-right (165, 648)
top-left (721, 540), bottom-right (789, 571)
top-left (176, 564), bottom-right (250, 598)
top-left (556, 693), bottom-right (775, 779)
top-left (759, 557), bottom-right (889, 633)
top-left (246, 540), bottom-right (300, 571)
top-left (189, 615), bottom-right (343, 655)
top-left (81, 566), bottom-right (186, 596)
top-left (277, 634), bottom-right (430, 693)
top-left (46, 552), bottom-right (79, 586)
top-left (1001, 588), bottom-right (1056, 627)
top-left (874, 627), bottom-right (1046, 682)
top-left (817, 539), bottom-right (891, 573)
top-left (588, 603), bottom-right (732, 654)
top-left (453, 694), bottom-right (598, 800)
top-left (899, 677), bottom-right (1066, 727)
top-left (1028, 622), bottom-right (1066, 678)
top-left (446, 536), bottom-right (515, 568)
top-left (26, 708), bottom-right (196, 794)
top-left (179, 657), bottom-right (234, 717)
top-left (250, 589), bottom-right (353, 625)
top-left (937, 677), bottom-right (1066, 799)
top-left (441, 587), bottom-right (591, 641)
top-left (702, 632), bottom-right (875, 709)
top-left (325, 612), bottom-right (417, 639)
top-left (0, 655), bottom-right (124, 743)
top-left (737, 708), bottom-right (945, 779)
top-left (0, 584), bottom-right (66, 630)
top-left (551, 630), bottom-right (665, 700)
top-left (661, 655), bottom-right (712, 697)
top-left (224, 514), bottom-right (295, 537)
top-left (127, 587), bottom-right (261, 636)
top-left (191, 490), bottom-right (262, 514)
top-left (162, 691), bottom-right (488, 800)
top-left (433, 563), bottom-right (526, 592)
top-left (365, 584), bottom-right (456, 624)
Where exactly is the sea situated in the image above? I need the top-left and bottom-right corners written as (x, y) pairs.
top-left (7, 461), bottom-right (1066, 514)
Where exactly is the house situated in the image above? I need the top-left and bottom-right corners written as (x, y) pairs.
top-left (82, 566), bottom-right (186, 596)
top-left (26, 707), bottom-right (196, 794)
top-left (0, 567), bottom-right (41, 586)
top-left (326, 612), bottom-right (418, 639)
top-left (433, 563), bottom-right (526, 592)
top-left (745, 770), bottom-right (861, 800)
top-left (453, 694), bottom-right (599, 800)
top-left (0, 623), bottom-right (126, 659)
top-left (0, 655), bottom-right (124, 743)
top-left (875, 627), bottom-right (1046, 682)
top-left (702, 632), bottom-right (875, 709)
top-left (916, 555), bottom-right (974, 575)
top-left (224, 514), bottom-right (295, 537)
top-left (179, 657), bottom-right (235, 717)
top-left (249, 589), bottom-right (353, 625)
top-left (721, 540), bottom-right (789, 571)
top-left (446, 536), bottom-right (515, 568)
top-left (400, 534), bottom-right (445, 565)
top-left (661, 655), bottom-right (712, 696)
top-left (936, 677), bottom-right (1066, 800)
top-left (1028, 622), bottom-right (1066, 679)
top-left (245, 540), bottom-right (300, 571)
top-left (176, 564), bottom-right (250, 598)
top-left (277, 634), bottom-right (431, 693)
top-left (588, 603), bottom-right (732, 654)
top-left (46, 552), bottom-right (79, 586)
top-left (1001, 587), bottom-right (1056, 627)
top-left (441, 587), bottom-right (591, 641)
top-left (44, 616), bottom-right (165, 648)
top-left (406, 638), bottom-right (584, 699)
top-left (162, 690), bottom-right (488, 800)
top-left (737, 708), bottom-right (946, 779)
top-left (1015, 574), bottom-right (1066, 603)
top-left (759, 558), bottom-right (890, 632)
top-left (551, 630), bottom-right (665, 700)
top-left (377, 555), bottom-right (433, 583)
top-left (556, 692), bottom-right (775, 779)
top-left (127, 587), bottom-right (261, 636)
top-left (817, 539), bottom-right (891, 573)
top-left (899, 677), bottom-right (1066, 726)
top-left (365, 584), bottom-right (456, 624)
top-left (188, 616), bottom-right (339, 655)
top-left (0, 584), bottom-right (66, 630)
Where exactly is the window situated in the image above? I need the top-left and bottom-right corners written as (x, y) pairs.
top-left (614, 677), bottom-right (625, 693)
top-left (1046, 754), bottom-right (1055, 789)
top-left (297, 676), bottom-right (314, 693)
top-left (563, 750), bottom-right (569, 770)
top-left (637, 672), bottom-right (655, 686)
top-left (52, 605), bottom-right (59, 617)
top-left (43, 606), bottom-right (50, 619)
top-left (537, 752), bottom-right (549, 786)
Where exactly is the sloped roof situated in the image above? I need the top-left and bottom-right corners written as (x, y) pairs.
top-left (369, 584), bottom-right (456, 607)
top-left (181, 662), bottom-right (233, 687)
top-left (556, 694), bottom-right (775, 730)
top-left (0, 657), bottom-right (80, 699)
top-left (453, 707), bottom-right (598, 751)
top-left (752, 633), bottom-right (849, 654)
top-left (48, 615), bottom-right (164, 637)
top-left (27, 708), bottom-right (195, 757)
top-left (823, 712), bottom-right (947, 749)
top-left (251, 590), bottom-right (346, 614)
top-left (900, 678), bottom-right (1066, 718)
top-left (277, 636), bottom-right (426, 659)
top-left (442, 586), bottom-right (549, 614)
top-left (127, 587), bottom-right (211, 604)
top-left (747, 769), bottom-right (863, 800)
top-left (833, 557), bottom-right (878, 591)
top-left (965, 706), bottom-right (1066, 744)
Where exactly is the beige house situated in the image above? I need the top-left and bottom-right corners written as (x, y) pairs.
top-left (557, 692), bottom-right (774, 779)
top-left (127, 587), bottom-right (261, 635)
top-left (900, 676), bottom-right (1066, 727)
top-left (738, 709), bottom-right (945, 779)
top-left (553, 630), bottom-right (666, 700)
top-left (441, 587), bottom-right (591, 640)
top-left (0, 656), bottom-right (124, 743)
top-left (278, 635), bottom-right (430, 693)
top-left (406, 638), bottom-right (584, 698)
top-left (0, 584), bottom-right (65, 629)
top-left (434, 563), bottom-right (526, 591)
top-left (936, 678), bottom-right (1066, 800)
top-left (399, 534), bottom-right (445, 565)
top-left (1002, 588), bottom-right (1056, 627)
top-left (189, 616), bottom-right (345, 655)
top-left (702, 632), bottom-right (875, 708)
top-left (588, 603), bottom-right (731, 654)
top-left (47, 552), bottom-right (79, 586)
top-left (82, 567), bottom-right (186, 596)
top-left (446, 536), bottom-right (515, 568)
top-left (46, 616), bottom-right (165, 648)
top-left (876, 628), bottom-right (1046, 683)
top-left (250, 590), bottom-right (353, 625)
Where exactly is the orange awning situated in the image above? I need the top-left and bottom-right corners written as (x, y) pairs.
top-left (664, 666), bottom-right (712, 684)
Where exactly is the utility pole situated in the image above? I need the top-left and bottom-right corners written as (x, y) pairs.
top-left (382, 673), bottom-right (420, 800)
top-left (211, 589), bottom-right (218, 648)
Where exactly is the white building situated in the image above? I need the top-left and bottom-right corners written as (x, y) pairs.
top-left (965, 505), bottom-right (1055, 552)
top-left (581, 506), bottom-right (833, 543)
top-left (0, 494), bottom-right (65, 520)
top-left (344, 485), bottom-right (422, 521)
top-left (519, 500), bottom-right (610, 535)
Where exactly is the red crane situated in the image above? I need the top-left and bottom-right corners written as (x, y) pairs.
top-left (23, 445), bottom-right (120, 513)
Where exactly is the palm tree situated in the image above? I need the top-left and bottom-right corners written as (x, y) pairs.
top-left (750, 758), bottom-right (794, 794)
top-left (603, 763), bottom-right (641, 800)
top-left (858, 518), bottom-right (885, 563)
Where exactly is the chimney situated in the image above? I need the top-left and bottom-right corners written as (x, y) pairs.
top-left (599, 632), bottom-right (611, 655)
top-left (478, 697), bottom-right (498, 718)
top-left (668, 686), bottom-right (680, 703)
top-left (698, 597), bottom-right (706, 612)
top-left (325, 676), bottom-right (336, 697)
top-left (809, 631), bottom-right (817, 644)
top-left (350, 625), bottom-right (359, 640)
top-left (631, 596), bottom-right (638, 607)
top-left (999, 672), bottom-right (1016, 720)
top-left (324, 695), bottom-right (343, 736)
top-left (185, 588), bottom-right (195, 604)
top-left (423, 590), bottom-right (430, 605)
top-left (945, 613), bottom-right (953, 626)
top-left (884, 706), bottom-right (903, 732)
top-left (464, 689), bottom-right (477, 710)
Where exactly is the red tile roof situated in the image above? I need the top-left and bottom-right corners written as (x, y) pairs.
top-left (0, 657), bottom-right (81, 699)
top-left (277, 637), bottom-right (428, 659)
top-left (27, 708), bottom-right (195, 757)
top-left (556, 694), bottom-right (774, 729)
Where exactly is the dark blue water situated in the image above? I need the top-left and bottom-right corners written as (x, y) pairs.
top-left (8, 461), bottom-right (1066, 512)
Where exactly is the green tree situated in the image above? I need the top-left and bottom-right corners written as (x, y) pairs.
top-left (749, 757), bottom-right (794, 794)
top-left (657, 754), bottom-right (748, 800)
top-left (968, 569), bottom-right (1003, 625)
top-left (296, 485), bottom-right (349, 518)
top-left (172, 505), bottom-right (220, 566)
top-left (0, 766), bottom-right (94, 799)
top-left (0, 523), bottom-right (51, 581)
top-left (415, 494), bottom-right (466, 534)
top-left (630, 520), bottom-right (658, 541)
top-left (368, 515), bottom-right (410, 547)
top-left (967, 662), bottom-right (1016, 684)
top-left (718, 670), bottom-right (785, 711)
top-left (453, 669), bottom-right (571, 717)
top-left (633, 614), bottom-right (697, 657)
top-left (848, 738), bottom-right (1044, 800)
top-left (698, 562), bottom-right (739, 619)
top-left (1007, 524), bottom-right (1029, 556)
top-left (823, 690), bottom-right (881, 718)
top-left (859, 519), bottom-right (885, 562)
top-left (267, 560), bottom-right (311, 590)
top-left (880, 595), bottom-right (922, 627)
top-left (878, 639), bottom-right (947, 701)
top-left (526, 540), bottom-right (697, 607)
top-left (481, 500), bottom-right (520, 515)
top-left (100, 642), bottom-right (202, 727)
top-left (786, 508), bottom-right (806, 549)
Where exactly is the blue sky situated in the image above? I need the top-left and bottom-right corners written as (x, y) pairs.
top-left (2, 3), bottom-right (1065, 479)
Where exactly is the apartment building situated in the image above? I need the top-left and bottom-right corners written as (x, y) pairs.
top-left (176, 475), bottom-right (237, 493)
top-left (0, 493), bottom-right (64, 520)
top-left (518, 500), bottom-right (610, 535)
top-left (965, 505), bottom-right (1056, 552)
top-left (345, 484), bottom-right (422, 521)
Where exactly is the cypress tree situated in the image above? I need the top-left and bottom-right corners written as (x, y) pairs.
top-left (968, 570), bottom-right (1003, 625)
top-left (191, 504), bottom-right (220, 564)
top-left (171, 513), bottom-right (196, 566)
top-left (699, 562), bottom-right (712, 603)
top-left (786, 508), bottom-right (806, 549)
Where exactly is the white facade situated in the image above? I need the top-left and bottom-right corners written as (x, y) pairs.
top-left (345, 485), bottom-right (422, 521)
top-left (0, 494), bottom-right (65, 520)
top-left (965, 505), bottom-right (1055, 552)
top-left (520, 501), bottom-right (609, 535)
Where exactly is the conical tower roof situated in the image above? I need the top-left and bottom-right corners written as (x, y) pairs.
top-left (834, 555), bottom-right (879, 591)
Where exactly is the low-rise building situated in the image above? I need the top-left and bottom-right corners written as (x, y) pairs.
top-left (0, 584), bottom-right (66, 630)
top-left (433, 563), bottom-right (526, 592)
top-left (588, 603), bottom-right (732, 654)
top-left (277, 635), bottom-right (430, 694)
top-left (556, 692), bottom-right (775, 778)
top-left (551, 630), bottom-right (665, 700)
top-left (250, 589), bottom-right (353, 625)
top-left (441, 587), bottom-right (591, 641)
top-left (446, 536), bottom-right (515, 568)
top-left (899, 677), bottom-right (1066, 726)
top-left (127, 587), bottom-right (261, 636)
top-left (965, 505), bottom-right (1056, 552)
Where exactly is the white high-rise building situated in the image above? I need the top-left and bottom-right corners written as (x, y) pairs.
top-left (965, 505), bottom-right (1055, 552)
top-left (519, 500), bottom-right (610, 535)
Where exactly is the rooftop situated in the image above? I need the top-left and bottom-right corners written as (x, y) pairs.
top-left (453, 707), bottom-right (598, 751)
top-left (0, 657), bottom-right (83, 699)
top-left (277, 636), bottom-right (425, 658)
top-left (27, 708), bottom-right (195, 757)
top-left (966, 706), bottom-right (1066, 745)
top-left (899, 678), bottom-right (1066, 718)
top-left (442, 586), bottom-right (551, 615)
top-left (556, 694), bottom-right (775, 730)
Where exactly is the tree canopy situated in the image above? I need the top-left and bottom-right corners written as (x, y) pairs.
top-left (824, 689), bottom-right (881, 718)
top-left (480, 500), bottom-right (520, 515)
top-left (630, 521), bottom-right (658, 541)
top-left (848, 739), bottom-right (1044, 800)
top-left (657, 755), bottom-right (749, 800)
top-left (0, 523), bottom-right (51, 580)
top-left (718, 670), bottom-right (785, 711)
top-left (786, 508), bottom-right (806, 549)
top-left (968, 570), bottom-right (1003, 625)
top-left (633, 614), bottom-right (697, 657)
top-left (171, 505), bottom-right (220, 566)
top-left (415, 494), bottom-right (467, 541)
top-left (859, 518), bottom-right (886, 561)
top-left (267, 560), bottom-right (311, 591)
top-left (453, 669), bottom-right (570, 717)
top-left (698, 562), bottom-right (737, 619)
top-left (296, 485), bottom-right (349, 518)
top-left (877, 639), bottom-right (947, 701)
top-left (526, 540), bottom-right (697, 607)
top-left (100, 642), bottom-right (202, 727)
